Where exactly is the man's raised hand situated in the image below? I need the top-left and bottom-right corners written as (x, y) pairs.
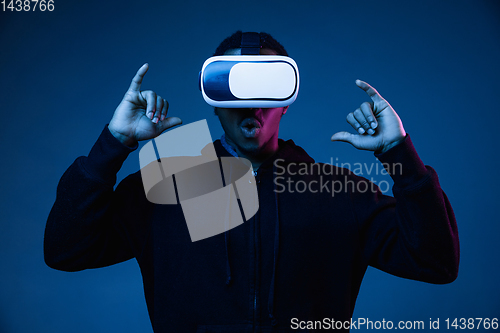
top-left (331, 80), bottom-right (406, 154)
top-left (108, 64), bottom-right (182, 147)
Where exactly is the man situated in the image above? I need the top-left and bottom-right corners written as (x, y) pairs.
top-left (45, 31), bottom-right (459, 332)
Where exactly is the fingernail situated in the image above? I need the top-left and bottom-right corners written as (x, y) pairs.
top-left (153, 117), bottom-right (158, 123)
top-left (367, 129), bottom-right (375, 135)
top-left (371, 122), bottom-right (377, 129)
top-left (358, 128), bottom-right (365, 134)
top-left (161, 115), bottom-right (165, 121)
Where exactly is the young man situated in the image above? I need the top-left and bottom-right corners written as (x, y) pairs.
top-left (45, 31), bottom-right (459, 332)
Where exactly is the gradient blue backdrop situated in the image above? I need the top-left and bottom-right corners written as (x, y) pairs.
top-left (1, 0), bottom-right (499, 332)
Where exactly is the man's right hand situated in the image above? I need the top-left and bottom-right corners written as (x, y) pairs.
top-left (108, 64), bottom-right (182, 147)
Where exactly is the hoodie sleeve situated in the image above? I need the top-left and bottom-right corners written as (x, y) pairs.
top-left (44, 125), bottom-right (139, 272)
top-left (352, 134), bottom-right (459, 284)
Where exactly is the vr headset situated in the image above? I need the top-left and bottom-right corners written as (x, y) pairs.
top-left (199, 32), bottom-right (300, 108)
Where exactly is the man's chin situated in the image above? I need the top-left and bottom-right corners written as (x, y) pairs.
top-left (236, 141), bottom-right (262, 156)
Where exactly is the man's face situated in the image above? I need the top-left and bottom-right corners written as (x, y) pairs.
top-left (216, 48), bottom-right (288, 157)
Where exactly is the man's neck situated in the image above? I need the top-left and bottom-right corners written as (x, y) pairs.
top-left (222, 135), bottom-right (279, 172)
top-left (241, 147), bottom-right (278, 172)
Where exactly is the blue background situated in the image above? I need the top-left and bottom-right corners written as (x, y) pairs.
top-left (1, 0), bottom-right (499, 331)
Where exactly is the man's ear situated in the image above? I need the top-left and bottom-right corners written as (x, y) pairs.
top-left (282, 106), bottom-right (289, 115)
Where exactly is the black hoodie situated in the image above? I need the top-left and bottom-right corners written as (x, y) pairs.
top-left (44, 126), bottom-right (459, 332)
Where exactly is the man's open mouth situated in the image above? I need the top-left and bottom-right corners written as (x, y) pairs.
top-left (240, 118), bottom-right (262, 138)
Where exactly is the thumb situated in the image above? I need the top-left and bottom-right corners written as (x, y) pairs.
top-left (331, 131), bottom-right (357, 145)
top-left (158, 117), bottom-right (183, 134)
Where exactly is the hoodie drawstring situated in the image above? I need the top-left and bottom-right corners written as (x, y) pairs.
top-left (221, 153), bottom-right (235, 286)
top-left (267, 164), bottom-right (280, 327)
top-left (225, 230), bottom-right (232, 285)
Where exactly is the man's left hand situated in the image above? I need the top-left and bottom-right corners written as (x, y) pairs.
top-left (331, 80), bottom-right (406, 154)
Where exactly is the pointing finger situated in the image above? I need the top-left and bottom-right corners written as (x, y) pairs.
top-left (128, 63), bottom-right (149, 92)
top-left (356, 79), bottom-right (386, 105)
